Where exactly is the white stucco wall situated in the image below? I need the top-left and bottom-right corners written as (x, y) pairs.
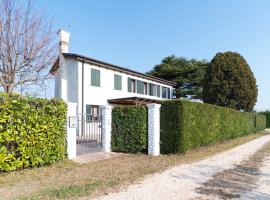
top-left (57, 57), bottom-right (174, 113)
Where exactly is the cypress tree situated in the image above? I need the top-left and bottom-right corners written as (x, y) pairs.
top-left (202, 52), bottom-right (258, 112)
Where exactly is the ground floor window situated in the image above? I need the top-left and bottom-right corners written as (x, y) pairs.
top-left (86, 105), bottom-right (100, 122)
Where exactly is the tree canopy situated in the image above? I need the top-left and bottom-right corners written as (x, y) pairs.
top-left (0, 0), bottom-right (57, 95)
top-left (202, 51), bottom-right (258, 112)
top-left (147, 55), bottom-right (209, 99)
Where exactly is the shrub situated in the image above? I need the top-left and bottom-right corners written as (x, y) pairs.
top-left (0, 93), bottom-right (67, 171)
top-left (254, 114), bottom-right (267, 131)
top-left (258, 110), bottom-right (270, 128)
top-left (202, 51), bottom-right (258, 112)
top-left (160, 100), bottom-right (265, 154)
top-left (111, 106), bottom-right (147, 153)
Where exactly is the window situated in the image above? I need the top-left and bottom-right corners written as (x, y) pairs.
top-left (137, 80), bottom-right (144, 94)
top-left (157, 85), bottom-right (160, 97)
top-left (91, 69), bottom-right (100, 87)
top-left (86, 105), bottom-right (100, 122)
top-left (128, 78), bottom-right (136, 93)
top-left (114, 74), bottom-right (122, 90)
top-left (144, 82), bottom-right (148, 95)
top-left (162, 87), bottom-right (167, 98)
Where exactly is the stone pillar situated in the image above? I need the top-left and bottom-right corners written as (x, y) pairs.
top-left (147, 103), bottom-right (161, 156)
top-left (101, 106), bottom-right (113, 153)
top-left (67, 102), bottom-right (77, 159)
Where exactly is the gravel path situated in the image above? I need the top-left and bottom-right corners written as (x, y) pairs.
top-left (94, 134), bottom-right (270, 200)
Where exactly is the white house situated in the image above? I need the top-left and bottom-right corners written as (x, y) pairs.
top-left (50, 30), bottom-right (176, 156)
top-left (50, 30), bottom-right (176, 116)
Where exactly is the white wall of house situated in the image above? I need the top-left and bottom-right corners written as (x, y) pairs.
top-left (57, 58), bottom-right (174, 114)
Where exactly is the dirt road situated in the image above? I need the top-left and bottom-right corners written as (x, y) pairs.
top-left (94, 134), bottom-right (270, 200)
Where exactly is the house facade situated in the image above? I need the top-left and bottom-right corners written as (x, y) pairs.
top-left (50, 30), bottom-right (176, 156)
top-left (51, 30), bottom-right (176, 117)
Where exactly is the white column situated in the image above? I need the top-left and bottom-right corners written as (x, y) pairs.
top-left (67, 102), bottom-right (77, 159)
top-left (101, 106), bottom-right (113, 153)
top-left (147, 103), bottom-right (161, 156)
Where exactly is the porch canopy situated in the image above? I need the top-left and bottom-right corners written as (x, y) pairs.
top-left (108, 96), bottom-right (161, 105)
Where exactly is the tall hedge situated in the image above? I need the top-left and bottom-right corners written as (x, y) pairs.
top-left (259, 111), bottom-right (270, 128)
top-left (160, 100), bottom-right (266, 154)
top-left (112, 106), bottom-right (147, 153)
top-left (0, 94), bottom-right (67, 171)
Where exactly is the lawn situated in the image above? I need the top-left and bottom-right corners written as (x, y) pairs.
top-left (0, 130), bottom-right (269, 200)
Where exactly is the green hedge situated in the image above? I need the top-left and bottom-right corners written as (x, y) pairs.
top-left (254, 115), bottom-right (267, 132)
top-left (160, 100), bottom-right (266, 154)
top-left (0, 94), bottom-right (67, 171)
top-left (258, 111), bottom-right (270, 128)
top-left (111, 106), bottom-right (147, 153)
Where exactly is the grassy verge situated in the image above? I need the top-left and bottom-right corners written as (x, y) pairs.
top-left (0, 130), bottom-right (269, 200)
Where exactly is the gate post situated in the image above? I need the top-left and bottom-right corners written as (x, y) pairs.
top-left (101, 105), bottom-right (113, 153)
top-left (147, 103), bottom-right (161, 156)
top-left (67, 103), bottom-right (77, 159)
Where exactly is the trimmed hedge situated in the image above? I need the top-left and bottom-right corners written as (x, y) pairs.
top-left (160, 100), bottom-right (266, 154)
top-left (259, 111), bottom-right (270, 128)
top-left (0, 94), bottom-right (67, 171)
top-left (254, 114), bottom-right (267, 132)
top-left (111, 106), bottom-right (147, 153)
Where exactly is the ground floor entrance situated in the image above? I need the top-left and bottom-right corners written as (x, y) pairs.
top-left (76, 112), bottom-right (102, 156)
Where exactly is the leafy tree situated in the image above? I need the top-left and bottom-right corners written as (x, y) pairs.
top-left (202, 51), bottom-right (258, 112)
top-left (148, 55), bottom-right (209, 99)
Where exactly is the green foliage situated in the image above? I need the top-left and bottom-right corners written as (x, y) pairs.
top-left (258, 110), bottom-right (270, 128)
top-left (202, 51), bottom-right (258, 112)
top-left (112, 106), bottom-right (147, 153)
top-left (0, 93), bottom-right (67, 171)
top-left (254, 115), bottom-right (267, 132)
top-left (160, 100), bottom-right (266, 154)
top-left (147, 55), bottom-right (209, 99)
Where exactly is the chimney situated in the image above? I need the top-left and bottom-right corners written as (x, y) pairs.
top-left (58, 29), bottom-right (70, 54)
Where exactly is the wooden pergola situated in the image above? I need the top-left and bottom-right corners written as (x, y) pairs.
top-left (108, 97), bottom-right (161, 105)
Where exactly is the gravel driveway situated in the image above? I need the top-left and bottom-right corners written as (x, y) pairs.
top-left (94, 134), bottom-right (270, 200)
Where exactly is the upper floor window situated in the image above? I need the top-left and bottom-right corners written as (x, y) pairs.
top-left (128, 78), bottom-right (136, 93)
top-left (114, 74), bottom-right (122, 90)
top-left (91, 68), bottom-right (100, 87)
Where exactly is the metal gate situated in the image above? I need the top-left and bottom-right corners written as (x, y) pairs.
top-left (76, 114), bottom-right (102, 155)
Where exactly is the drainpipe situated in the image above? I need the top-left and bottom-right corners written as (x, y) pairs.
top-left (81, 59), bottom-right (85, 135)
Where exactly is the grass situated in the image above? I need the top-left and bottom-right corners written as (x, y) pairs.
top-left (0, 130), bottom-right (269, 200)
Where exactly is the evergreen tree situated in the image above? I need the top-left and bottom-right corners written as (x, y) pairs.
top-left (202, 52), bottom-right (258, 112)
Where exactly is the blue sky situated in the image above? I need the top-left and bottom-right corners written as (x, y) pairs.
top-left (36, 0), bottom-right (270, 111)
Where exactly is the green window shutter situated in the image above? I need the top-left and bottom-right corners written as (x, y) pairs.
top-left (91, 69), bottom-right (100, 87)
top-left (86, 104), bottom-right (91, 115)
top-left (167, 88), bottom-right (171, 99)
top-left (153, 84), bottom-right (156, 96)
top-left (149, 83), bottom-right (154, 96)
top-left (137, 80), bottom-right (144, 94)
top-left (114, 74), bottom-right (122, 90)
top-left (157, 85), bottom-right (160, 97)
top-left (128, 78), bottom-right (132, 92)
top-left (86, 104), bottom-right (91, 122)
top-left (162, 87), bottom-right (166, 98)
